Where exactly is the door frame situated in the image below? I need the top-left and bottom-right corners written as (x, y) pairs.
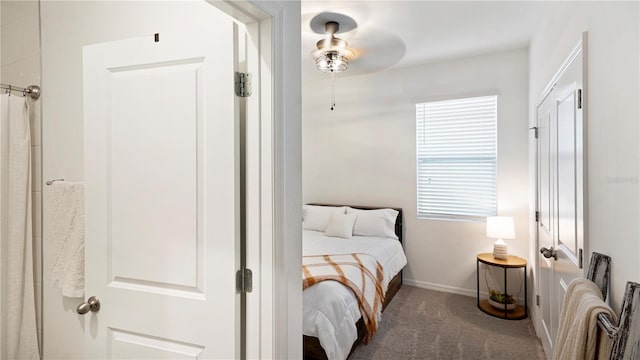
top-left (534, 31), bottom-right (588, 359)
top-left (209, 1), bottom-right (302, 359)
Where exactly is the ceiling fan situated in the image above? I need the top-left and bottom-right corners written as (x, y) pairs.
top-left (306, 11), bottom-right (405, 110)
top-left (310, 13), bottom-right (357, 110)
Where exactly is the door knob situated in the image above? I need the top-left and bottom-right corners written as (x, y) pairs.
top-left (77, 296), bottom-right (101, 315)
top-left (540, 246), bottom-right (558, 260)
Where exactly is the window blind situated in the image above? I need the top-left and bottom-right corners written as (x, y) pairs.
top-left (416, 95), bottom-right (497, 221)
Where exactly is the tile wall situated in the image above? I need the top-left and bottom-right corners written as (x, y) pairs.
top-left (0, 0), bottom-right (42, 348)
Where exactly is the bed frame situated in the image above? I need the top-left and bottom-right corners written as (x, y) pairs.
top-left (303, 204), bottom-right (404, 360)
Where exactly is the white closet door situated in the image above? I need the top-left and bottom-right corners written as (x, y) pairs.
top-left (537, 94), bottom-right (556, 356)
top-left (551, 48), bottom-right (585, 351)
top-left (536, 35), bottom-right (587, 359)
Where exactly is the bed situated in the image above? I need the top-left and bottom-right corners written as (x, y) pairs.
top-left (302, 204), bottom-right (407, 360)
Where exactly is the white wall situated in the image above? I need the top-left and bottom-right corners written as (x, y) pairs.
top-left (528, 1), bottom-right (639, 314)
top-left (0, 0), bottom-right (42, 352)
top-left (303, 48), bottom-right (530, 296)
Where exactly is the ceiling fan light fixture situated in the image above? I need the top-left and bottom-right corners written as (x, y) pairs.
top-left (313, 21), bottom-right (354, 73)
top-left (312, 20), bottom-right (356, 110)
top-left (315, 51), bottom-right (349, 73)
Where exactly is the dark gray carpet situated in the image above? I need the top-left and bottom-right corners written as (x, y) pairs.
top-left (350, 286), bottom-right (546, 360)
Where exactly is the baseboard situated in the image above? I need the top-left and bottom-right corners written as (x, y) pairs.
top-left (403, 278), bottom-right (526, 304)
top-left (403, 278), bottom-right (477, 298)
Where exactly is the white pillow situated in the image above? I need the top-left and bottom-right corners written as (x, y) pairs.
top-left (324, 213), bottom-right (358, 239)
top-left (346, 207), bottom-right (399, 239)
top-left (303, 205), bottom-right (347, 232)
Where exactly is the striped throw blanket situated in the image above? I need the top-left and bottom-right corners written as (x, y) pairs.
top-left (303, 253), bottom-right (387, 343)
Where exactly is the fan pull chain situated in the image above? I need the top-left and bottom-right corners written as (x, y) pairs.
top-left (330, 70), bottom-right (335, 111)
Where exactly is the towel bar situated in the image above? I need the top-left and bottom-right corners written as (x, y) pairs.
top-left (597, 313), bottom-right (618, 339)
top-left (45, 178), bottom-right (64, 186)
top-left (587, 252), bottom-right (618, 340)
top-left (596, 280), bottom-right (640, 359)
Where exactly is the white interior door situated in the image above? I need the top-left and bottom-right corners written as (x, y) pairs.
top-left (83, 18), bottom-right (241, 359)
top-left (537, 93), bottom-right (555, 357)
top-left (536, 37), bottom-right (586, 359)
top-left (551, 49), bottom-right (585, 350)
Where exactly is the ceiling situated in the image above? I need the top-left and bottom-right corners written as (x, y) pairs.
top-left (302, 1), bottom-right (551, 80)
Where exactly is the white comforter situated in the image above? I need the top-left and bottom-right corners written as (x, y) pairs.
top-left (302, 229), bottom-right (407, 360)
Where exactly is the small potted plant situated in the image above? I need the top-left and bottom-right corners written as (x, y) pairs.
top-left (488, 289), bottom-right (516, 310)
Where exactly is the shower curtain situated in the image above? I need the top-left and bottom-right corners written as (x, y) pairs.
top-left (0, 94), bottom-right (40, 359)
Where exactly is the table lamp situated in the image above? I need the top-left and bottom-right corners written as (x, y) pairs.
top-left (486, 216), bottom-right (515, 260)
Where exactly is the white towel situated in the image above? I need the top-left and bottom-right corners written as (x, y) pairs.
top-left (553, 278), bottom-right (618, 360)
top-left (49, 181), bottom-right (85, 298)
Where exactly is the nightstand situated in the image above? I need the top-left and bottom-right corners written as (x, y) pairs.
top-left (476, 253), bottom-right (527, 320)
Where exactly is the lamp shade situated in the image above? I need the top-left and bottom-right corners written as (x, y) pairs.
top-left (486, 216), bottom-right (515, 240)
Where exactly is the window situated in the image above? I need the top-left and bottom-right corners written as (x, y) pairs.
top-left (416, 95), bottom-right (497, 221)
